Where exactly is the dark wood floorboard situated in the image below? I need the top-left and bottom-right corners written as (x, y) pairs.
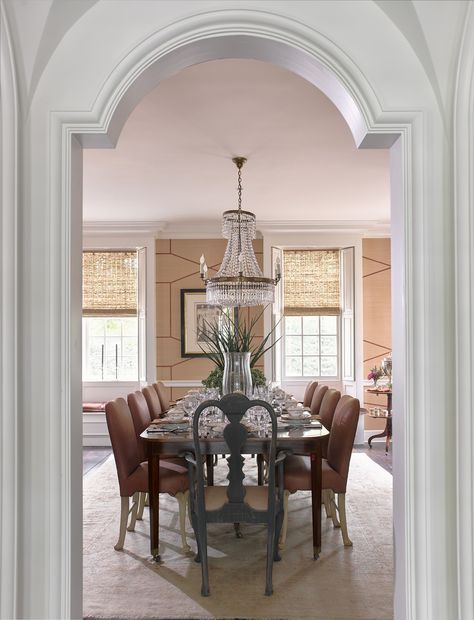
top-left (83, 447), bottom-right (112, 476)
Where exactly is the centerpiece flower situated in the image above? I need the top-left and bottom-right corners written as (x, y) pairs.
top-left (199, 308), bottom-right (279, 394)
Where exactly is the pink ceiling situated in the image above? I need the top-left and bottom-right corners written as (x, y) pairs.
top-left (83, 59), bottom-right (390, 224)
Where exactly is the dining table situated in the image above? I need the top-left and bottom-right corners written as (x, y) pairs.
top-left (142, 418), bottom-right (329, 562)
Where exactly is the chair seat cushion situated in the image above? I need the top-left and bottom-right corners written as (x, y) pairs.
top-left (205, 485), bottom-right (269, 511)
top-left (283, 454), bottom-right (346, 494)
top-left (120, 458), bottom-right (188, 497)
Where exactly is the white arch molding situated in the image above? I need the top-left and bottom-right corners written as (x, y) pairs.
top-left (18, 7), bottom-right (456, 620)
top-left (65, 21), bottom-right (411, 618)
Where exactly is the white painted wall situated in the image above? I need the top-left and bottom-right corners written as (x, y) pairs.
top-left (1, 2), bottom-right (472, 619)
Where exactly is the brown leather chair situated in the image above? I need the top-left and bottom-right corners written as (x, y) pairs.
top-left (105, 397), bottom-right (190, 553)
top-left (142, 384), bottom-right (163, 419)
top-left (127, 391), bottom-right (153, 462)
top-left (280, 395), bottom-right (360, 549)
top-left (310, 384), bottom-right (328, 415)
top-left (153, 381), bottom-right (170, 412)
top-left (302, 381), bottom-right (318, 407)
top-left (319, 389), bottom-right (343, 432)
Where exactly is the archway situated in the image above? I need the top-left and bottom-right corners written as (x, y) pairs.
top-left (70, 28), bottom-right (407, 618)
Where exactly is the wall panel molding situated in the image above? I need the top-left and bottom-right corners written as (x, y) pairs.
top-left (0, 3), bottom-right (19, 617)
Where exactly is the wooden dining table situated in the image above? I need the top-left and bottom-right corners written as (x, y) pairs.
top-left (142, 422), bottom-right (329, 562)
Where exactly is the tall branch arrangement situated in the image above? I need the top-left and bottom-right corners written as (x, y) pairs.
top-left (198, 308), bottom-right (280, 371)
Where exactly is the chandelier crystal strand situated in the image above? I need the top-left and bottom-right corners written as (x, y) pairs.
top-left (202, 157), bottom-right (280, 307)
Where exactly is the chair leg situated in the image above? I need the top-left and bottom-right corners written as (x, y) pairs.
top-left (337, 493), bottom-right (353, 547)
top-left (278, 490), bottom-right (290, 550)
top-left (127, 492), bottom-right (140, 532)
top-left (137, 492), bottom-right (146, 520)
top-left (197, 520), bottom-right (210, 596)
top-left (114, 496), bottom-right (129, 550)
top-left (323, 489), bottom-right (331, 518)
top-left (329, 490), bottom-right (341, 528)
top-left (176, 490), bottom-right (191, 552)
top-left (265, 515), bottom-right (276, 595)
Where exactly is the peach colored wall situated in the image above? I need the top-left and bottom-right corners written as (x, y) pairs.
top-left (362, 238), bottom-right (392, 430)
top-left (156, 238), bottom-right (263, 401)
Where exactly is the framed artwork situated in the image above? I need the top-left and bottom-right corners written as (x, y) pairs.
top-left (180, 289), bottom-right (223, 357)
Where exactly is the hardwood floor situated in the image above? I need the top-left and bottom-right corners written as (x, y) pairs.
top-left (83, 442), bottom-right (392, 476)
top-left (83, 447), bottom-right (112, 476)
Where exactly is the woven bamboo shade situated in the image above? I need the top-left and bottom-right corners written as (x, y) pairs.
top-left (83, 251), bottom-right (137, 316)
top-left (283, 249), bottom-right (340, 315)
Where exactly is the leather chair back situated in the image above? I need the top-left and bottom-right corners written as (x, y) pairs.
top-left (302, 381), bottom-right (318, 407)
top-left (326, 396), bottom-right (360, 492)
top-left (127, 391), bottom-right (152, 462)
top-left (310, 384), bottom-right (328, 415)
top-left (142, 384), bottom-right (163, 419)
top-left (105, 398), bottom-right (141, 496)
top-left (319, 388), bottom-right (341, 431)
top-left (153, 381), bottom-right (170, 412)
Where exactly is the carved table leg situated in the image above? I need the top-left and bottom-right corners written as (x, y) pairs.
top-left (368, 419), bottom-right (389, 449)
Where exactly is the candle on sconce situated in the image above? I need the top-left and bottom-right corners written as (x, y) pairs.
top-left (199, 254), bottom-right (205, 277)
top-left (203, 262), bottom-right (208, 280)
top-left (275, 256), bottom-right (281, 279)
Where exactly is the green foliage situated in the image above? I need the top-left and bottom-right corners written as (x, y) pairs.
top-left (198, 307), bottom-right (280, 371)
top-left (202, 366), bottom-right (267, 389)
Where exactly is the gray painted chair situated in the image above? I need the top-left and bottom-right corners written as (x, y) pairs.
top-left (184, 393), bottom-right (287, 597)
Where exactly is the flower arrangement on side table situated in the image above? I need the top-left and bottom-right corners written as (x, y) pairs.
top-left (367, 365), bottom-right (384, 387)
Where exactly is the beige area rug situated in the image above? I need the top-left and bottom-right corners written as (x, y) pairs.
top-left (84, 454), bottom-right (393, 620)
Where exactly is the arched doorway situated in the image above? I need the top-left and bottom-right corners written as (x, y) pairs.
top-left (71, 28), bottom-right (406, 618)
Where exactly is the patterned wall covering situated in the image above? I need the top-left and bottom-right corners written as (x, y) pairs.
top-left (362, 238), bottom-right (392, 430)
top-left (156, 238), bottom-right (264, 401)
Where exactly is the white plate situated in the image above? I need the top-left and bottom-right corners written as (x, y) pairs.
top-left (281, 411), bottom-right (311, 420)
top-left (165, 416), bottom-right (187, 424)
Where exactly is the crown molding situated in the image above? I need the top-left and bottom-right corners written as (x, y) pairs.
top-left (82, 220), bottom-right (167, 235)
top-left (257, 220), bottom-right (391, 236)
top-left (83, 219), bottom-right (391, 238)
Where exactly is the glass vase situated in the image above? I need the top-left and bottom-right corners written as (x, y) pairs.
top-left (222, 352), bottom-right (252, 397)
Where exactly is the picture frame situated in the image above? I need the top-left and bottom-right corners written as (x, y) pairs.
top-left (180, 289), bottom-right (224, 357)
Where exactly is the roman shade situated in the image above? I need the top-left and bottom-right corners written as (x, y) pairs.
top-left (83, 251), bottom-right (138, 316)
top-left (283, 249), bottom-right (340, 316)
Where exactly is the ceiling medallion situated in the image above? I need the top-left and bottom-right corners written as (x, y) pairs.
top-left (200, 157), bottom-right (281, 307)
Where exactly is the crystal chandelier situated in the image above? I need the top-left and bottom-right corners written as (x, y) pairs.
top-left (200, 157), bottom-right (281, 307)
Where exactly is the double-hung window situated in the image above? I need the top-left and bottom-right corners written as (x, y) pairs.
top-left (82, 250), bottom-right (141, 381)
top-left (283, 249), bottom-right (341, 379)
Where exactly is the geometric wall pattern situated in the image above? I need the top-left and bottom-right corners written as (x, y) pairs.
top-left (362, 238), bottom-right (392, 430)
top-left (156, 238), bottom-right (264, 402)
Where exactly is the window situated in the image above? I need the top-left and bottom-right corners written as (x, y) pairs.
top-left (82, 250), bottom-right (141, 382)
top-left (282, 249), bottom-right (341, 380)
top-left (284, 315), bottom-right (338, 377)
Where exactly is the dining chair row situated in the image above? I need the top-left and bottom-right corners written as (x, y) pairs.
top-left (104, 381), bottom-right (189, 554)
top-left (280, 382), bottom-right (360, 550)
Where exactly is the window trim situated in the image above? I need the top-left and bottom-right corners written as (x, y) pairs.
top-left (82, 236), bottom-right (155, 384)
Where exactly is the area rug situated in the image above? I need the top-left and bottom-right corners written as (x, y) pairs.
top-left (83, 454), bottom-right (393, 620)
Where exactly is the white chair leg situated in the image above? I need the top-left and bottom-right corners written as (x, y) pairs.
top-left (115, 496), bottom-right (129, 550)
top-left (278, 490), bottom-right (291, 550)
top-left (127, 492), bottom-right (139, 532)
top-left (176, 490), bottom-right (191, 552)
top-left (145, 492), bottom-right (149, 507)
top-left (337, 493), bottom-right (353, 546)
top-left (329, 490), bottom-right (341, 528)
top-left (323, 489), bottom-right (331, 518)
top-left (137, 492), bottom-right (146, 520)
